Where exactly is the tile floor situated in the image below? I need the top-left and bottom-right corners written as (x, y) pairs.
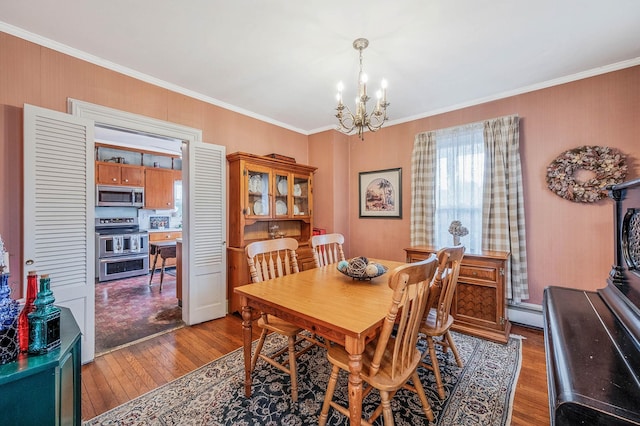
top-left (94, 269), bottom-right (184, 355)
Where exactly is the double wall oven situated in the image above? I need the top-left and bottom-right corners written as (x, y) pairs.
top-left (95, 217), bottom-right (149, 282)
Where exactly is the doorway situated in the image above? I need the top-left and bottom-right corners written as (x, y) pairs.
top-left (67, 98), bottom-right (227, 363)
top-left (93, 128), bottom-right (185, 354)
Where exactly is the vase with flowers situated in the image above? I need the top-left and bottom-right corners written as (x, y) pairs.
top-left (448, 220), bottom-right (469, 246)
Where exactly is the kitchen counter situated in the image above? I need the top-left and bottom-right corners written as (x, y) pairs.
top-left (147, 228), bottom-right (182, 233)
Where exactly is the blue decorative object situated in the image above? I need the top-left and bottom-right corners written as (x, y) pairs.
top-left (28, 274), bottom-right (61, 354)
top-left (0, 272), bottom-right (19, 365)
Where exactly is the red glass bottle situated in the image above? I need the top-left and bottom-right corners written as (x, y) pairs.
top-left (18, 270), bottom-right (38, 352)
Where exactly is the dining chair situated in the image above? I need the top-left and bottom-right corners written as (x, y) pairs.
top-left (311, 233), bottom-right (346, 268)
top-left (245, 237), bottom-right (315, 402)
top-left (318, 254), bottom-right (439, 426)
top-left (419, 245), bottom-right (466, 400)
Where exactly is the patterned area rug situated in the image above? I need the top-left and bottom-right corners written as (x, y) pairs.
top-left (85, 331), bottom-right (522, 425)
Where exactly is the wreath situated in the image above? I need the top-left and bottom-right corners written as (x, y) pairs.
top-left (546, 145), bottom-right (627, 203)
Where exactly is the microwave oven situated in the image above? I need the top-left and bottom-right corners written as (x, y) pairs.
top-left (96, 185), bottom-right (144, 207)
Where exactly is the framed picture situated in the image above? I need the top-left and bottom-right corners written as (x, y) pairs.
top-left (359, 168), bottom-right (402, 218)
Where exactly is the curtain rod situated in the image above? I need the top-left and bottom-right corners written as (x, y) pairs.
top-left (417, 113), bottom-right (519, 136)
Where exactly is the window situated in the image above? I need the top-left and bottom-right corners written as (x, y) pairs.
top-left (433, 123), bottom-right (484, 253)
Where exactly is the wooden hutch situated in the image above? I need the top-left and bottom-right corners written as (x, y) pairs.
top-left (227, 152), bottom-right (317, 314)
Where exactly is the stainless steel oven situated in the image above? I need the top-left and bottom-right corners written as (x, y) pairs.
top-left (95, 218), bottom-right (149, 282)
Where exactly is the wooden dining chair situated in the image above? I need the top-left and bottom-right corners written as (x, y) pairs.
top-left (419, 245), bottom-right (466, 400)
top-left (311, 233), bottom-right (346, 267)
top-left (245, 237), bottom-right (315, 402)
top-left (318, 255), bottom-right (439, 426)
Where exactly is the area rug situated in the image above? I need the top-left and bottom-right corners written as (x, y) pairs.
top-left (85, 331), bottom-right (522, 425)
top-left (95, 274), bottom-right (184, 355)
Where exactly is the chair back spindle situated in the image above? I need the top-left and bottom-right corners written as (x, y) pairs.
top-left (311, 233), bottom-right (346, 268)
top-left (247, 238), bottom-right (299, 283)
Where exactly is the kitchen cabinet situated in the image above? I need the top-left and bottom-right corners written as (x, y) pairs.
top-left (0, 307), bottom-right (81, 426)
top-left (404, 246), bottom-right (511, 343)
top-left (226, 152), bottom-right (317, 314)
top-left (149, 231), bottom-right (182, 269)
top-left (145, 167), bottom-right (175, 209)
top-left (96, 161), bottom-right (144, 186)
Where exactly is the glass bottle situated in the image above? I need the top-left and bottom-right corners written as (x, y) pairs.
top-left (28, 274), bottom-right (61, 354)
top-left (18, 271), bottom-right (38, 352)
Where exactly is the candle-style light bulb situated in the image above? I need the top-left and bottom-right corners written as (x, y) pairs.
top-left (381, 79), bottom-right (388, 103)
top-left (360, 73), bottom-right (368, 97)
top-left (336, 81), bottom-right (344, 106)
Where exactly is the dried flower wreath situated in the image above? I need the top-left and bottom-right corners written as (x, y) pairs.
top-left (546, 145), bottom-right (627, 203)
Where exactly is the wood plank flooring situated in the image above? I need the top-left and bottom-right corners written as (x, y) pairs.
top-left (82, 316), bottom-right (550, 425)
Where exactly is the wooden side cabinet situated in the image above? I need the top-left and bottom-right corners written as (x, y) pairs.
top-left (0, 307), bottom-right (81, 425)
top-left (405, 246), bottom-right (511, 343)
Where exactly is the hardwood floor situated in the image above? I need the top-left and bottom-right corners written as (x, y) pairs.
top-left (82, 316), bottom-right (550, 425)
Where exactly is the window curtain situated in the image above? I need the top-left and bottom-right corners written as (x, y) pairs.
top-left (433, 123), bottom-right (484, 253)
top-left (482, 115), bottom-right (529, 303)
top-left (410, 114), bottom-right (529, 303)
top-left (410, 131), bottom-right (436, 246)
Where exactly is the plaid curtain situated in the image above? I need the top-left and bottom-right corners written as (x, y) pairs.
top-left (482, 115), bottom-right (529, 303)
top-left (411, 115), bottom-right (529, 303)
top-left (410, 131), bottom-right (436, 246)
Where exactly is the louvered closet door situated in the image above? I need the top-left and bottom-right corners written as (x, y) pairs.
top-left (23, 104), bottom-right (95, 363)
top-left (182, 140), bottom-right (227, 324)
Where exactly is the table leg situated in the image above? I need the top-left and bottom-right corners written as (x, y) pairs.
top-left (345, 336), bottom-right (365, 426)
top-left (241, 304), bottom-right (253, 397)
top-left (149, 251), bottom-right (159, 285)
top-left (159, 255), bottom-right (167, 292)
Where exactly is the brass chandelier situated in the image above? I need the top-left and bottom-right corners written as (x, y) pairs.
top-left (335, 38), bottom-right (389, 140)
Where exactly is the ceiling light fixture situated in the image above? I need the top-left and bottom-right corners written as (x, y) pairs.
top-left (335, 38), bottom-right (389, 140)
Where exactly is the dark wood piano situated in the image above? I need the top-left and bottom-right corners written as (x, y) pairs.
top-left (543, 178), bottom-right (640, 426)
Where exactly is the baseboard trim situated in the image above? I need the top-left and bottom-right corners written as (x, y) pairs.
top-left (508, 302), bottom-right (543, 329)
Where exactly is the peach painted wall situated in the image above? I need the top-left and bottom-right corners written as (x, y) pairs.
top-left (308, 131), bottom-right (350, 254)
top-left (2, 31), bottom-right (638, 307)
top-left (0, 32), bottom-right (308, 296)
top-left (315, 66), bottom-right (639, 305)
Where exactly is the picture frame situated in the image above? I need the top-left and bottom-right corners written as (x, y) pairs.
top-left (359, 168), bottom-right (402, 218)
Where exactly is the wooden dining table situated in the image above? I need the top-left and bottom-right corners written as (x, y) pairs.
top-left (234, 259), bottom-right (405, 426)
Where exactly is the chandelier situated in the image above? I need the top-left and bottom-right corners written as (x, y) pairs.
top-left (335, 38), bottom-right (389, 140)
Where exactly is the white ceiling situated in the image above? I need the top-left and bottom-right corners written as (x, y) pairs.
top-left (2, 1), bottom-right (640, 135)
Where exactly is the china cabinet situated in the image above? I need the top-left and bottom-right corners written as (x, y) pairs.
top-left (227, 152), bottom-right (317, 313)
top-left (404, 246), bottom-right (511, 343)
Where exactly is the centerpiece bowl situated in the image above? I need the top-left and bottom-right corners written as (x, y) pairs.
top-left (337, 256), bottom-right (387, 280)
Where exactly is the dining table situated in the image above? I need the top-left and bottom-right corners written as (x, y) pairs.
top-left (235, 258), bottom-right (405, 426)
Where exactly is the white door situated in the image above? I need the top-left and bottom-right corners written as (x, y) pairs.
top-left (23, 104), bottom-right (95, 363)
top-left (182, 140), bottom-right (227, 324)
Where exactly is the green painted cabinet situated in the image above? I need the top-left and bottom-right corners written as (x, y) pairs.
top-left (0, 307), bottom-right (81, 425)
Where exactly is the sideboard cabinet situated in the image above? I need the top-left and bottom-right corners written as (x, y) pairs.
top-left (404, 246), bottom-right (511, 343)
top-left (227, 152), bottom-right (317, 313)
top-left (0, 307), bottom-right (81, 425)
